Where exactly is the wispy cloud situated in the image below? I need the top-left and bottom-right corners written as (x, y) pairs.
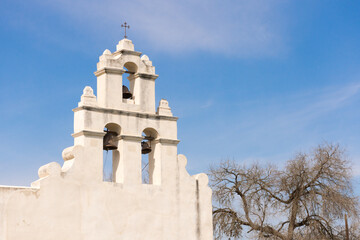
top-left (188, 81), bottom-right (360, 164)
top-left (173, 98), bottom-right (215, 118)
top-left (270, 82), bottom-right (360, 128)
top-left (29, 0), bottom-right (287, 57)
top-left (200, 99), bottom-right (214, 109)
top-left (235, 82), bottom-right (360, 136)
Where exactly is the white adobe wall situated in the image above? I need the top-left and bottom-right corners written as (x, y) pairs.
top-left (0, 154), bottom-right (212, 240)
top-left (0, 39), bottom-right (213, 240)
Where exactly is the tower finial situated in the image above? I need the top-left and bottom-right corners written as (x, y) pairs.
top-left (121, 22), bottom-right (130, 39)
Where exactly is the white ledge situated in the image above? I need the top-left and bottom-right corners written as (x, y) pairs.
top-left (94, 67), bottom-right (126, 77)
top-left (154, 138), bottom-right (180, 145)
top-left (128, 73), bottom-right (159, 80)
top-left (0, 185), bottom-right (37, 190)
top-left (72, 130), bottom-right (106, 138)
top-left (73, 106), bottom-right (178, 121)
top-left (113, 49), bottom-right (142, 57)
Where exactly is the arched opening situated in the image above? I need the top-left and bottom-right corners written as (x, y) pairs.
top-left (103, 123), bottom-right (121, 182)
top-left (122, 62), bottom-right (138, 103)
top-left (141, 128), bottom-right (159, 184)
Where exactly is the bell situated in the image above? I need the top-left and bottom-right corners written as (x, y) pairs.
top-left (103, 131), bottom-right (118, 151)
top-left (141, 141), bottom-right (152, 154)
top-left (122, 85), bottom-right (132, 99)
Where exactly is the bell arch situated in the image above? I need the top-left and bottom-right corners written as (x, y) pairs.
top-left (104, 123), bottom-right (121, 134)
top-left (141, 127), bottom-right (161, 185)
top-left (103, 123), bottom-right (121, 182)
top-left (122, 62), bottom-right (138, 101)
top-left (123, 61), bottom-right (138, 73)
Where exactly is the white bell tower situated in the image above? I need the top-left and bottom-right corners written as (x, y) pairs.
top-left (0, 38), bottom-right (213, 240)
top-left (95, 39), bottom-right (157, 113)
top-left (73, 38), bottom-right (179, 186)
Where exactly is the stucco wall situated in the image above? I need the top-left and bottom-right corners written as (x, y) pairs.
top-left (0, 153), bottom-right (212, 240)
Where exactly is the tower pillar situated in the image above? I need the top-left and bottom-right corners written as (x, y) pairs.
top-left (129, 73), bottom-right (158, 113)
top-left (115, 136), bottom-right (143, 184)
top-left (95, 67), bottom-right (125, 109)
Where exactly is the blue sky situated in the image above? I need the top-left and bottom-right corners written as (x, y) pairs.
top-left (0, 0), bottom-right (359, 193)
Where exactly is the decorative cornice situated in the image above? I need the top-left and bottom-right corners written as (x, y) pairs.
top-left (154, 138), bottom-right (180, 145)
top-left (117, 136), bottom-right (179, 144)
top-left (128, 73), bottom-right (158, 81)
top-left (0, 185), bottom-right (37, 190)
top-left (113, 49), bottom-right (142, 57)
top-left (135, 73), bottom-right (159, 80)
top-left (73, 106), bottom-right (178, 121)
top-left (121, 49), bottom-right (142, 56)
top-left (94, 67), bottom-right (126, 77)
top-left (72, 130), bottom-right (106, 138)
top-left (70, 131), bottom-right (179, 145)
top-left (118, 135), bottom-right (143, 142)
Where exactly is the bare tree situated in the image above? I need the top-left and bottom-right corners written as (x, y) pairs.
top-left (210, 143), bottom-right (359, 240)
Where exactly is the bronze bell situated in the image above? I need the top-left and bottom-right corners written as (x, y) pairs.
top-left (103, 131), bottom-right (118, 151)
top-left (122, 85), bottom-right (132, 99)
top-left (141, 141), bottom-right (152, 154)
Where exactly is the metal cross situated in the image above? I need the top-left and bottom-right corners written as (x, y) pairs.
top-left (121, 22), bottom-right (130, 39)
